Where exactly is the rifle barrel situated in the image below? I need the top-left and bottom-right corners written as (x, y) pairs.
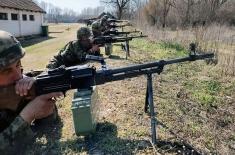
top-left (94, 53), bottom-right (214, 84)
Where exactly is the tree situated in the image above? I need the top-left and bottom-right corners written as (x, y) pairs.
top-left (101, 0), bottom-right (131, 19)
top-left (162, 0), bottom-right (175, 28)
top-left (205, 0), bottom-right (228, 22)
top-left (143, 0), bottom-right (175, 27)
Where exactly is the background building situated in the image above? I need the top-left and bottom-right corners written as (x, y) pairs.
top-left (0, 0), bottom-right (46, 37)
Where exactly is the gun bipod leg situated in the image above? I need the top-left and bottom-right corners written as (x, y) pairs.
top-left (125, 40), bottom-right (130, 59)
top-left (144, 73), bottom-right (157, 144)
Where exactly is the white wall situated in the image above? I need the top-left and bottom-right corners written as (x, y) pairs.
top-left (0, 7), bottom-right (44, 37)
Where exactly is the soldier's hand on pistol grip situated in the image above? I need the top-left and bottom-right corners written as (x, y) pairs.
top-left (89, 44), bottom-right (100, 54)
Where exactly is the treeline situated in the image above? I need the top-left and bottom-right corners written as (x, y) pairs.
top-left (34, 0), bottom-right (235, 28)
top-left (142, 0), bottom-right (235, 28)
top-left (101, 0), bottom-right (235, 28)
top-left (33, 0), bottom-right (104, 23)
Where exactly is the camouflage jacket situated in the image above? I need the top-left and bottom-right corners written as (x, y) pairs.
top-left (0, 99), bottom-right (34, 153)
top-left (0, 72), bottom-right (56, 153)
top-left (91, 20), bottom-right (107, 38)
top-left (46, 40), bottom-right (88, 69)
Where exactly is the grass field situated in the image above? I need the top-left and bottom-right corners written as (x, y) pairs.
top-left (21, 23), bottom-right (235, 155)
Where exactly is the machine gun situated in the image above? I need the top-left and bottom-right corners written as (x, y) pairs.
top-left (93, 36), bottom-right (132, 46)
top-left (31, 45), bottom-right (213, 144)
top-left (108, 24), bottom-right (131, 29)
top-left (92, 35), bottom-right (147, 46)
top-left (35, 53), bottom-right (213, 96)
top-left (103, 30), bottom-right (141, 36)
top-left (107, 19), bottom-right (129, 23)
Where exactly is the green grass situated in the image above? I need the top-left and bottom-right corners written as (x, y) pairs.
top-left (129, 38), bottom-right (187, 60)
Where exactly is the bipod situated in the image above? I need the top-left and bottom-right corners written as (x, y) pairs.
top-left (124, 34), bottom-right (130, 59)
top-left (144, 64), bottom-right (164, 144)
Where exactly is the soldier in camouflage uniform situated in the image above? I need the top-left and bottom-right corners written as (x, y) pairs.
top-left (46, 27), bottom-right (100, 69)
top-left (0, 30), bottom-right (63, 153)
top-left (91, 15), bottom-right (110, 37)
top-left (91, 15), bottom-right (113, 56)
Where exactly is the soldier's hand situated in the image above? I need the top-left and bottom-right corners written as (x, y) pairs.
top-left (15, 76), bottom-right (35, 96)
top-left (20, 92), bottom-right (63, 124)
top-left (89, 45), bottom-right (100, 54)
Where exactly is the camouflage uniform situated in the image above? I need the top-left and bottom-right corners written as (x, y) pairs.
top-left (0, 31), bottom-right (32, 152)
top-left (46, 41), bottom-right (88, 69)
top-left (0, 30), bottom-right (57, 153)
top-left (47, 27), bottom-right (96, 69)
top-left (91, 16), bottom-right (113, 56)
top-left (0, 99), bottom-right (34, 153)
top-left (91, 15), bottom-right (110, 38)
top-left (0, 88), bottom-right (57, 153)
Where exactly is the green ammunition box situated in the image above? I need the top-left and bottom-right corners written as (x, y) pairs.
top-left (71, 87), bottom-right (99, 136)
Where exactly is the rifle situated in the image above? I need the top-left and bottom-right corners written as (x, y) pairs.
top-left (103, 30), bottom-right (141, 36)
top-left (93, 36), bottom-right (132, 46)
top-left (108, 24), bottom-right (131, 28)
top-left (93, 35), bottom-right (148, 46)
top-left (107, 19), bottom-right (129, 23)
top-left (34, 53), bottom-right (213, 96)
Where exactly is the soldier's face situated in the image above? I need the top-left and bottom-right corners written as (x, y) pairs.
top-left (80, 37), bottom-right (92, 49)
top-left (0, 60), bottom-right (23, 86)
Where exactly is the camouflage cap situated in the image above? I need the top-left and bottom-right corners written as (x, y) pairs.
top-left (77, 27), bottom-right (91, 40)
top-left (0, 30), bottom-right (25, 69)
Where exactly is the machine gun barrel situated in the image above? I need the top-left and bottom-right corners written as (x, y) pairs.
top-left (108, 24), bottom-right (131, 28)
top-left (104, 31), bottom-right (130, 35)
top-left (34, 53), bottom-right (214, 95)
top-left (94, 53), bottom-right (213, 84)
top-left (107, 19), bottom-right (129, 23)
top-left (104, 30), bottom-right (142, 36)
top-left (93, 36), bottom-right (132, 45)
top-left (128, 35), bottom-right (148, 39)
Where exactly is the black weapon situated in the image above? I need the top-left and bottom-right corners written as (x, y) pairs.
top-left (103, 30), bottom-right (141, 36)
top-left (104, 31), bottom-right (131, 35)
top-left (35, 53), bottom-right (213, 95)
top-left (108, 24), bottom-right (131, 28)
top-left (93, 36), bottom-right (132, 46)
top-left (93, 35), bottom-right (148, 46)
top-left (33, 50), bottom-right (214, 144)
top-left (107, 19), bottom-right (129, 23)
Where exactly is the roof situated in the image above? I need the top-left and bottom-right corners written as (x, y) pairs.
top-left (0, 0), bottom-right (46, 13)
